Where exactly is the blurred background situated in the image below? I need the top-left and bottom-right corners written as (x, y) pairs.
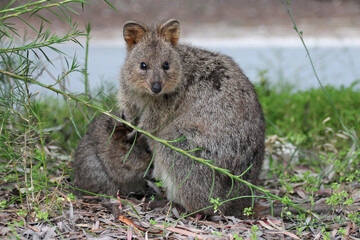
top-left (6, 0), bottom-right (360, 93)
top-left (16, 0), bottom-right (360, 40)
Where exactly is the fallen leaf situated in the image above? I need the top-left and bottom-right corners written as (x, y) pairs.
top-left (154, 224), bottom-right (204, 239)
top-left (296, 189), bottom-right (308, 200)
top-left (265, 218), bottom-right (284, 231)
top-left (272, 230), bottom-right (300, 239)
top-left (118, 215), bottom-right (163, 235)
top-left (28, 225), bottom-right (40, 232)
top-left (127, 225), bottom-right (133, 240)
top-left (258, 220), bottom-right (274, 230)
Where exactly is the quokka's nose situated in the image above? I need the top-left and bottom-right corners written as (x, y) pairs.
top-left (151, 82), bottom-right (162, 94)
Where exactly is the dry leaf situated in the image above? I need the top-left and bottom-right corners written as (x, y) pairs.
top-left (154, 224), bottom-right (204, 239)
top-left (273, 230), bottom-right (300, 239)
top-left (118, 215), bottom-right (163, 235)
top-left (118, 215), bottom-right (142, 236)
top-left (258, 220), bottom-right (274, 230)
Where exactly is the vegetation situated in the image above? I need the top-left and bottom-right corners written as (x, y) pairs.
top-left (0, 0), bottom-right (359, 238)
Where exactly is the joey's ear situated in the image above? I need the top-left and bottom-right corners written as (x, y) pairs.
top-left (158, 19), bottom-right (180, 46)
top-left (113, 125), bottom-right (128, 141)
top-left (123, 21), bottom-right (147, 49)
top-left (125, 131), bottom-right (142, 144)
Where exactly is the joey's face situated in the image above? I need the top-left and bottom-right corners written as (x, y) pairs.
top-left (125, 39), bottom-right (182, 96)
top-left (124, 134), bottom-right (153, 172)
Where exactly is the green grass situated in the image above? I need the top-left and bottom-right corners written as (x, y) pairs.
top-left (257, 83), bottom-right (360, 149)
top-left (35, 88), bottom-right (119, 152)
top-left (256, 81), bottom-right (360, 199)
top-left (28, 82), bottom-right (360, 171)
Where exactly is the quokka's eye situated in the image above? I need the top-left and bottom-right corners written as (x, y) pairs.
top-left (140, 62), bottom-right (147, 70)
top-left (162, 62), bottom-right (169, 71)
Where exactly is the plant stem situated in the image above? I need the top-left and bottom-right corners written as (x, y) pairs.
top-left (0, 0), bottom-right (87, 21)
top-left (0, 30), bottom-right (83, 54)
top-left (84, 23), bottom-right (91, 100)
top-left (281, 0), bottom-right (359, 148)
top-left (32, 109), bottom-right (49, 208)
top-left (3, 128), bottom-right (23, 205)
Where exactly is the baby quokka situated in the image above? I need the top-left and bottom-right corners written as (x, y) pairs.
top-left (118, 19), bottom-right (265, 217)
top-left (73, 112), bottom-right (152, 197)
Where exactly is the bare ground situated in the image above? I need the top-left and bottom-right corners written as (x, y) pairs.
top-left (1, 179), bottom-right (360, 239)
top-left (1, 136), bottom-right (360, 239)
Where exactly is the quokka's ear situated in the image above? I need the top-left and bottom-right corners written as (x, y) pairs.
top-left (113, 125), bottom-right (128, 141)
top-left (125, 131), bottom-right (139, 144)
top-left (123, 21), bottom-right (147, 49)
top-left (158, 19), bottom-right (180, 46)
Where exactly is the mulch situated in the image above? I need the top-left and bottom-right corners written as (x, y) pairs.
top-left (1, 136), bottom-right (359, 239)
top-left (0, 195), bottom-right (304, 239)
top-left (1, 180), bottom-right (359, 239)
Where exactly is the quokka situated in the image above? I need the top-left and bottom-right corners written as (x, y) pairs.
top-left (118, 19), bottom-right (265, 217)
top-left (73, 112), bottom-right (152, 197)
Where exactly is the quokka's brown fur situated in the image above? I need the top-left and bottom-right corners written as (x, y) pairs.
top-left (118, 19), bottom-right (266, 217)
top-left (73, 112), bottom-right (152, 197)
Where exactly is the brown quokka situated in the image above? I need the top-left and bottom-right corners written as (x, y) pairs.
top-left (118, 19), bottom-right (266, 217)
top-left (73, 112), bottom-right (152, 197)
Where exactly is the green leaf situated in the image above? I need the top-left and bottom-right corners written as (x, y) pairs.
top-left (103, 0), bottom-right (118, 13)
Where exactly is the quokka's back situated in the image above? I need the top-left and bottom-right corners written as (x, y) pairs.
top-left (118, 19), bottom-right (265, 217)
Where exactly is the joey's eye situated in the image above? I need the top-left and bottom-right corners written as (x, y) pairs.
top-left (162, 62), bottom-right (169, 71)
top-left (140, 62), bottom-right (147, 70)
top-left (145, 147), bottom-right (151, 154)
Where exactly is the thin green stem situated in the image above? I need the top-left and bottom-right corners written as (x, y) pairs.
top-left (281, 0), bottom-right (359, 148)
top-left (84, 23), bottom-right (91, 100)
top-left (0, 30), bottom-right (83, 54)
top-left (4, 128), bottom-right (23, 205)
top-left (32, 108), bottom-right (49, 208)
top-left (0, 0), bottom-right (87, 21)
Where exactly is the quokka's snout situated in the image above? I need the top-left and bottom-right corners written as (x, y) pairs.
top-left (151, 82), bottom-right (162, 94)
